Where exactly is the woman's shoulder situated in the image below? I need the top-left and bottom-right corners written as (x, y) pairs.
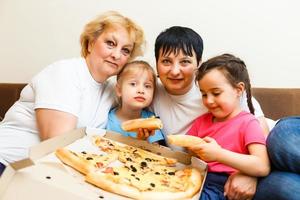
top-left (29, 57), bottom-right (88, 92)
top-left (48, 57), bottom-right (85, 70)
top-left (33, 57), bottom-right (84, 76)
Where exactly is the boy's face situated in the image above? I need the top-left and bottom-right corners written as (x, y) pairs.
top-left (116, 69), bottom-right (154, 111)
top-left (156, 49), bottom-right (198, 95)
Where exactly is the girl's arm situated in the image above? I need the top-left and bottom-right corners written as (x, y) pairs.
top-left (189, 137), bottom-right (270, 177)
top-left (217, 143), bottom-right (270, 177)
top-left (36, 108), bottom-right (77, 140)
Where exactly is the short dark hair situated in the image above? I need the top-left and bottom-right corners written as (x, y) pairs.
top-left (154, 26), bottom-right (204, 65)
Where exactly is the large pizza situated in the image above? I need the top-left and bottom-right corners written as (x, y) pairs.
top-left (55, 135), bottom-right (203, 200)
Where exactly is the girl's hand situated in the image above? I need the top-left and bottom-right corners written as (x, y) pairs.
top-left (188, 137), bottom-right (222, 162)
top-left (137, 128), bottom-right (155, 140)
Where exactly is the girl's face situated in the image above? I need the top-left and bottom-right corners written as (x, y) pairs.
top-left (85, 24), bottom-right (134, 83)
top-left (116, 69), bottom-right (155, 111)
top-left (156, 49), bottom-right (198, 95)
top-left (198, 69), bottom-right (244, 122)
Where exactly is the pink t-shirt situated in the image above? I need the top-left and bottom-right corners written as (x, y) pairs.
top-left (187, 111), bottom-right (266, 174)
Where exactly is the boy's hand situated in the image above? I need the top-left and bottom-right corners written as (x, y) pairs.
top-left (137, 128), bottom-right (155, 140)
top-left (188, 137), bottom-right (222, 162)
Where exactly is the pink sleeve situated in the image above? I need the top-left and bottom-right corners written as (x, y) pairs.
top-left (243, 119), bottom-right (266, 146)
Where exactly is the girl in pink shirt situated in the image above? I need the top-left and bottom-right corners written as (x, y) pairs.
top-left (187, 54), bottom-right (270, 200)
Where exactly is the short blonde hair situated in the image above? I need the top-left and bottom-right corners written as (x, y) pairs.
top-left (117, 60), bottom-right (157, 87)
top-left (80, 11), bottom-right (145, 60)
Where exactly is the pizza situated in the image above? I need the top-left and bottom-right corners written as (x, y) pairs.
top-left (55, 135), bottom-right (203, 200)
top-left (86, 165), bottom-right (201, 200)
top-left (55, 148), bottom-right (118, 175)
top-left (121, 116), bottom-right (163, 132)
top-left (167, 135), bottom-right (205, 147)
top-left (93, 136), bottom-right (177, 166)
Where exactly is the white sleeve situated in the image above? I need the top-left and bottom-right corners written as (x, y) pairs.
top-left (252, 96), bottom-right (264, 117)
top-left (32, 61), bottom-right (81, 117)
top-left (240, 92), bottom-right (264, 118)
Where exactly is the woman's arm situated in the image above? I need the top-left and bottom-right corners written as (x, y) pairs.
top-left (36, 108), bottom-right (77, 140)
top-left (189, 137), bottom-right (270, 177)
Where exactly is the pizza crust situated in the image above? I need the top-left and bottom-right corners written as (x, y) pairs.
top-left (121, 117), bottom-right (163, 131)
top-left (85, 171), bottom-right (141, 199)
top-left (139, 168), bottom-right (202, 200)
top-left (85, 168), bottom-right (202, 200)
top-left (55, 148), bottom-right (96, 175)
top-left (167, 135), bottom-right (205, 147)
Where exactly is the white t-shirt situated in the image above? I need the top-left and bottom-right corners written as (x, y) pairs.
top-left (0, 58), bottom-right (115, 165)
top-left (153, 81), bottom-right (264, 150)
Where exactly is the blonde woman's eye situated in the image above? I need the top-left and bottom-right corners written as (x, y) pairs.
top-left (129, 82), bottom-right (136, 86)
top-left (122, 48), bottom-right (131, 56)
top-left (106, 40), bottom-right (115, 47)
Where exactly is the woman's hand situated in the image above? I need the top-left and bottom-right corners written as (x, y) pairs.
top-left (188, 137), bottom-right (222, 162)
top-left (224, 172), bottom-right (257, 200)
top-left (36, 108), bottom-right (77, 140)
top-left (137, 128), bottom-right (155, 140)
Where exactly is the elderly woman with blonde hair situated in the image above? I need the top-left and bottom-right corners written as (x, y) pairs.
top-left (0, 11), bottom-right (145, 175)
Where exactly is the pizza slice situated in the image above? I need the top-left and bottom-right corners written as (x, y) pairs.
top-left (92, 136), bottom-right (177, 166)
top-left (167, 135), bottom-right (205, 147)
top-left (121, 116), bottom-right (163, 132)
top-left (85, 165), bottom-right (202, 200)
top-left (55, 148), bottom-right (118, 175)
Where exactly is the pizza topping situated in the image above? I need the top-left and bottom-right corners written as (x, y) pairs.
top-left (113, 171), bottom-right (119, 175)
top-left (126, 157), bottom-right (132, 162)
top-left (86, 157), bottom-right (93, 160)
top-left (130, 165), bottom-right (137, 172)
top-left (103, 167), bottom-right (114, 174)
top-left (81, 151), bottom-right (87, 154)
top-left (140, 161), bottom-right (147, 168)
top-left (150, 183), bottom-right (155, 187)
top-left (96, 162), bottom-right (103, 168)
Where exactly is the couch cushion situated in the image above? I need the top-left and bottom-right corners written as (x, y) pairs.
top-left (252, 88), bottom-right (300, 120)
top-left (0, 83), bottom-right (26, 120)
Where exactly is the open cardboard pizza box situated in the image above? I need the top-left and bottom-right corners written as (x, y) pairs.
top-left (0, 128), bottom-right (207, 200)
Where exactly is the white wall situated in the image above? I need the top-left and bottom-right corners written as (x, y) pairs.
top-left (0, 0), bottom-right (299, 87)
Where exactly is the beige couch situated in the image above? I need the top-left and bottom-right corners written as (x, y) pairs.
top-left (1, 83), bottom-right (300, 121)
